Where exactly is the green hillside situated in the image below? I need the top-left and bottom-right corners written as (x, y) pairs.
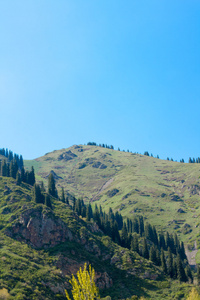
top-left (25, 145), bottom-right (200, 259)
top-left (1, 176), bottom-right (193, 299)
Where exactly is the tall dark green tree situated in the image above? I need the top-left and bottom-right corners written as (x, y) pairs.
top-left (61, 187), bottom-right (65, 203)
top-left (33, 184), bottom-right (44, 204)
top-left (121, 222), bottom-right (128, 248)
top-left (176, 254), bottom-right (188, 282)
top-left (185, 265), bottom-right (193, 283)
top-left (161, 248), bottom-right (167, 274)
top-left (167, 247), bottom-right (173, 278)
top-left (131, 233), bottom-right (139, 254)
top-left (197, 265), bottom-right (200, 285)
top-left (48, 173), bottom-right (57, 198)
top-left (45, 194), bottom-right (52, 209)
top-left (142, 237), bottom-right (149, 259)
top-left (16, 171), bottom-right (21, 185)
top-left (149, 245), bottom-right (157, 264)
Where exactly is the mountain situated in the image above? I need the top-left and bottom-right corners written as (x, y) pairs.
top-left (25, 144), bottom-right (200, 255)
top-left (0, 175), bottom-right (195, 299)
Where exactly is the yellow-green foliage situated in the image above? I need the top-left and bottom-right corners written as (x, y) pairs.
top-left (65, 263), bottom-right (100, 300)
top-left (186, 288), bottom-right (200, 300)
top-left (0, 288), bottom-right (10, 299)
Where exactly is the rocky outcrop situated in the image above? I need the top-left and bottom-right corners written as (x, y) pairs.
top-left (5, 207), bottom-right (73, 248)
top-left (58, 150), bottom-right (77, 161)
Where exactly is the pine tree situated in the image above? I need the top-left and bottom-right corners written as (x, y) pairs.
top-left (65, 196), bottom-right (69, 205)
top-left (149, 246), bottom-right (157, 264)
top-left (142, 237), bottom-right (149, 259)
top-left (133, 218), bottom-right (139, 234)
top-left (1, 160), bottom-right (7, 176)
top-left (27, 166), bottom-right (35, 186)
top-left (61, 187), bottom-right (65, 203)
top-left (176, 254), bottom-right (188, 282)
top-left (167, 247), bottom-right (173, 278)
top-left (131, 233), bottom-right (139, 254)
top-left (21, 167), bottom-right (25, 182)
top-left (197, 265), bottom-right (200, 285)
top-left (121, 223), bottom-right (128, 248)
top-left (173, 258), bottom-right (177, 279)
top-left (48, 173), bottom-right (57, 198)
top-left (40, 181), bottom-right (46, 192)
top-left (33, 184), bottom-right (44, 204)
top-left (16, 171), bottom-right (21, 186)
top-left (45, 194), bottom-right (52, 209)
top-left (185, 265), bottom-right (193, 283)
top-left (159, 231), bottom-right (166, 250)
top-left (161, 248), bottom-right (167, 274)
top-left (86, 204), bottom-right (93, 222)
top-left (156, 248), bottom-right (161, 266)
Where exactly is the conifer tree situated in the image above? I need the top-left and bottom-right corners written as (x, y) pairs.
top-left (139, 216), bottom-right (144, 236)
top-left (1, 160), bottom-right (7, 176)
top-left (45, 194), bottom-right (52, 209)
top-left (142, 237), bottom-right (149, 259)
top-left (48, 173), bottom-right (57, 198)
top-left (185, 265), bottom-right (193, 283)
top-left (40, 181), bottom-right (46, 192)
top-left (16, 171), bottom-right (21, 186)
top-left (86, 204), bottom-right (93, 222)
top-left (167, 247), bottom-right (173, 278)
top-left (176, 254), bottom-right (188, 282)
top-left (33, 184), bottom-right (44, 204)
top-left (65, 196), bottom-right (69, 205)
top-left (197, 265), bottom-right (200, 285)
top-left (131, 233), bottom-right (139, 254)
top-left (121, 222), bottom-right (128, 248)
top-left (149, 246), bottom-right (157, 264)
top-left (161, 248), bottom-right (167, 274)
top-left (159, 231), bottom-right (166, 250)
top-left (133, 218), bottom-right (139, 234)
top-left (61, 187), bottom-right (65, 203)
top-left (156, 248), bottom-right (161, 266)
top-left (21, 167), bottom-right (25, 182)
top-left (173, 258), bottom-right (177, 279)
top-left (29, 166), bottom-right (35, 186)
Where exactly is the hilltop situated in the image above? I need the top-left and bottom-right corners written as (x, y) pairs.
top-left (25, 144), bottom-right (200, 260)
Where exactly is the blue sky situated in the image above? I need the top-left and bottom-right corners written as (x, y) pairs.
top-left (0, 1), bottom-right (200, 161)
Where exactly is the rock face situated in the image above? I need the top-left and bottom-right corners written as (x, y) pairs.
top-left (58, 150), bottom-right (77, 161)
top-left (5, 207), bottom-right (73, 248)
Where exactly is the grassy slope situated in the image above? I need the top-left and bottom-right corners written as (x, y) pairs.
top-left (1, 176), bottom-right (192, 299)
top-left (25, 145), bottom-right (200, 258)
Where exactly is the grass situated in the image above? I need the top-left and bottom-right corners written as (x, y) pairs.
top-left (25, 144), bottom-right (200, 261)
top-left (0, 175), bottom-right (197, 299)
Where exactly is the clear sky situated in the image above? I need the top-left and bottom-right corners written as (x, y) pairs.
top-left (0, 1), bottom-right (200, 161)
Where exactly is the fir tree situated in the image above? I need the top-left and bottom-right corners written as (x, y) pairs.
top-left (176, 254), bottom-right (188, 282)
top-left (121, 222), bottom-right (128, 248)
top-left (138, 216), bottom-right (144, 236)
top-left (131, 233), bottom-right (139, 254)
top-left (33, 184), bottom-right (44, 204)
top-left (156, 248), bottom-right (161, 266)
top-left (161, 248), bottom-right (167, 274)
top-left (48, 173), bottom-right (57, 198)
top-left (16, 171), bottom-right (21, 185)
top-left (45, 194), bottom-right (52, 209)
top-left (167, 247), bottom-right (173, 278)
top-left (185, 265), bottom-right (193, 283)
top-left (149, 246), bottom-right (157, 264)
top-left (197, 265), bottom-right (200, 285)
top-left (142, 237), bottom-right (149, 259)
top-left (61, 187), bottom-right (65, 203)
